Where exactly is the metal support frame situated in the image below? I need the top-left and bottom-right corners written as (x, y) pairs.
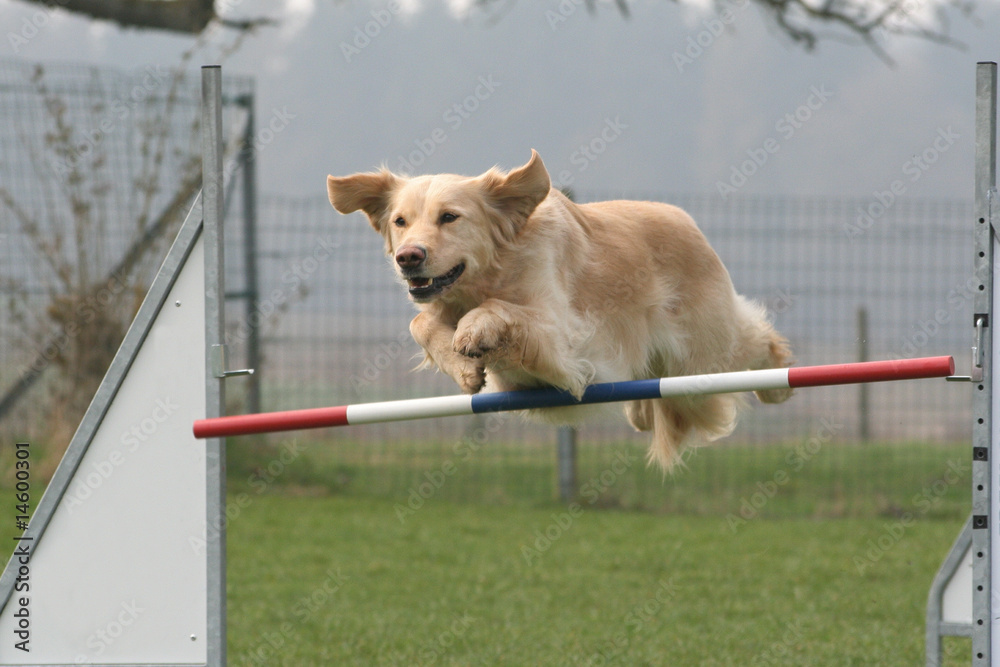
top-left (927, 59), bottom-right (997, 667)
top-left (976, 60), bottom-right (998, 667)
top-left (927, 517), bottom-right (973, 665)
top-left (201, 64), bottom-right (228, 667)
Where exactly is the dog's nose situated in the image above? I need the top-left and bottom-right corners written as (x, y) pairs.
top-left (395, 245), bottom-right (426, 270)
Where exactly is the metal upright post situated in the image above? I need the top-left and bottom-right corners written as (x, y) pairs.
top-left (201, 64), bottom-right (227, 667)
top-left (973, 60), bottom-right (997, 667)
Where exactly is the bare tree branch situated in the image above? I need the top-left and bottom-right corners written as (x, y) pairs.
top-left (474, 0), bottom-right (975, 61)
top-left (19, 0), bottom-right (976, 52)
top-left (752, 0), bottom-right (969, 64)
top-left (27, 0), bottom-right (214, 33)
top-left (18, 0), bottom-right (275, 35)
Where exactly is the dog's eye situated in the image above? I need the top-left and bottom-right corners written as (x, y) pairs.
top-left (440, 212), bottom-right (459, 224)
top-left (393, 217), bottom-right (406, 227)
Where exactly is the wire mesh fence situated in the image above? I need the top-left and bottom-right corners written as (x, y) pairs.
top-left (0, 59), bottom-right (977, 508)
top-left (0, 59), bottom-right (252, 453)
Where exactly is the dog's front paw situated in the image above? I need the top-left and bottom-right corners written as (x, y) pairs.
top-left (454, 357), bottom-right (486, 394)
top-left (453, 310), bottom-right (511, 359)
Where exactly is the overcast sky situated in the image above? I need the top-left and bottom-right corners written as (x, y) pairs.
top-left (1, 0), bottom-right (998, 201)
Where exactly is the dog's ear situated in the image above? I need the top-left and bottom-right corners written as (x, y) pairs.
top-left (326, 169), bottom-right (399, 231)
top-left (480, 150), bottom-right (551, 222)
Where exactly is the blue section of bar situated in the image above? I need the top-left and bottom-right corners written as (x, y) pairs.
top-left (470, 378), bottom-right (663, 414)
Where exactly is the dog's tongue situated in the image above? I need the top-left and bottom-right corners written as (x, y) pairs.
top-left (409, 277), bottom-right (431, 288)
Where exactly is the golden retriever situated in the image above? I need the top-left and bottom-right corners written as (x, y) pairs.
top-left (327, 150), bottom-right (793, 469)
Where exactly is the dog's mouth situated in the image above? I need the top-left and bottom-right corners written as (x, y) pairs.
top-left (406, 263), bottom-right (465, 300)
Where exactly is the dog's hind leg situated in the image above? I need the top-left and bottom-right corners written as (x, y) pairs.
top-left (629, 394), bottom-right (743, 470)
top-left (640, 399), bottom-right (693, 471)
top-left (624, 400), bottom-right (654, 432)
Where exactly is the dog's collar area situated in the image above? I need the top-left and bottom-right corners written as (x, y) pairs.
top-left (407, 262), bottom-right (465, 299)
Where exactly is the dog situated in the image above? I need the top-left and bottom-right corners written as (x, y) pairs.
top-left (327, 150), bottom-right (793, 469)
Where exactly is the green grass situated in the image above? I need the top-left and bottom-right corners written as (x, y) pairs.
top-left (220, 438), bottom-right (974, 665)
top-left (226, 437), bottom-right (971, 519)
top-left (227, 495), bottom-right (970, 666)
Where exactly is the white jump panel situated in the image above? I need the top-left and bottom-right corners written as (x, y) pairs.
top-left (0, 235), bottom-right (209, 665)
top-left (944, 542), bottom-right (974, 626)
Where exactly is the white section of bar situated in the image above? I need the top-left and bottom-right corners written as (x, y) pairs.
top-left (346, 394), bottom-right (474, 425)
top-left (658, 368), bottom-right (791, 397)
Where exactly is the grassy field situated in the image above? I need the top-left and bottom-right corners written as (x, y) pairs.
top-left (220, 439), bottom-right (972, 666)
top-left (1, 439), bottom-right (974, 665)
top-left (227, 496), bottom-right (969, 666)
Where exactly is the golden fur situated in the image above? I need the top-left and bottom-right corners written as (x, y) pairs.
top-left (327, 150), bottom-right (793, 469)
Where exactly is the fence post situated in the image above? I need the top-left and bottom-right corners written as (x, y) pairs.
top-left (557, 426), bottom-right (577, 502)
top-left (555, 191), bottom-right (577, 502)
top-left (239, 92), bottom-right (262, 415)
top-left (857, 306), bottom-right (871, 442)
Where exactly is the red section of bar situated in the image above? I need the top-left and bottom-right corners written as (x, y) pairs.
top-left (788, 356), bottom-right (954, 388)
top-left (193, 405), bottom-right (349, 438)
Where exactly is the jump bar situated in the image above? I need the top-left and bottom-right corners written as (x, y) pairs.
top-left (192, 356), bottom-right (955, 439)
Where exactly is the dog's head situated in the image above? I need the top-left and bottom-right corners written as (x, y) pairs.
top-left (327, 150), bottom-right (550, 303)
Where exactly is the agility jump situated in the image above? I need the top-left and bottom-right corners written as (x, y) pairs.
top-left (0, 63), bottom-right (995, 667)
top-left (193, 356), bottom-right (956, 438)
